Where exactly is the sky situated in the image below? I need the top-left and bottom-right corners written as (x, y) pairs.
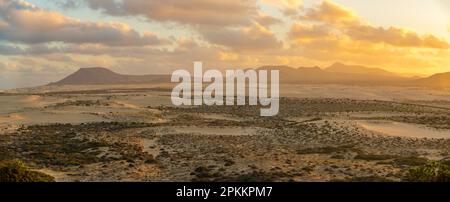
top-left (0, 0), bottom-right (450, 89)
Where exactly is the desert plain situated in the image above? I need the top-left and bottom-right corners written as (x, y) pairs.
top-left (1, 83), bottom-right (449, 182)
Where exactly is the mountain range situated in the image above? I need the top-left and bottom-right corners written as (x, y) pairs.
top-left (48, 63), bottom-right (450, 89)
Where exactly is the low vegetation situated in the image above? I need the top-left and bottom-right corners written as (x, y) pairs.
top-left (393, 156), bottom-right (429, 167)
top-left (404, 161), bottom-right (450, 182)
top-left (0, 160), bottom-right (55, 182)
top-left (354, 154), bottom-right (397, 161)
top-left (296, 145), bottom-right (357, 155)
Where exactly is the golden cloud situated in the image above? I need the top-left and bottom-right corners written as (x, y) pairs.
top-left (84, 0), bottom-right (258, 27)
top-left (297, 0), bottom-right (449, 49)
top-left (255, 14), bottom-right (283, 26)
top-left (260, 0), bottom-right (302, 16)
top-left (289, 23), bottom-right (332, 41)
top-left (0, 0), bottom-right (168, 46)
top-left (301, 0), bottom-right (358, 26)
top-left (176, 37), bottom-right (199, 50)
top-left (218, 51), bottom-right (239, 61)
top-left (200, 23), bottom-right (282, 52)
top-left (346, 25), bottom-right (450, 49)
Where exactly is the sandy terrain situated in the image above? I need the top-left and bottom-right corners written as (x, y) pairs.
top-left (0, 84), bottom-right (449, 181)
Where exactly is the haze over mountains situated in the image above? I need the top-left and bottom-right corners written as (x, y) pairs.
top-left (414, 72), bottom-right (450, 89)
top-left (326, 63), bottom-right (400, 78)
top-left (49, 63), bottom-right (450, 89)
top-left (257, 63), bottom-right (407, 85)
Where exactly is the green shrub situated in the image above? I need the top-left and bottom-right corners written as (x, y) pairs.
top-left (404, 161), bottom-right (450, 182)
top-left (0, 160), bottom-right (55, 182)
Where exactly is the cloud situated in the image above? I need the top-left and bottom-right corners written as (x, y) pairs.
top-left (255, 14), bottom-right (283, 26)
top-left (0, 0), bottom-right (168, 46)
top-left (200, 23), bottom-right (282, 52)
top-left (83, 0), bottom-right (258, 27)
top-left (0, 44), bottom-right (25, 55)
top-left (218, 51), bottom-right (239, 61)
top-left (56, 0), bottom-right (284, 51)
top-left (175, 37), bottom-right (200, 51)
top-left (260, 0), bottom-right (302, 16)
top-left (289, 23), bottom-right (332, 40)
top-left (346, 25), bottom-right (450, 49)
top-left (298, 0), bottom-right (449, 49)
top-left (301, 0), bottom-right (358, 25)
top-left (54, 0), bottom-right (81, 10)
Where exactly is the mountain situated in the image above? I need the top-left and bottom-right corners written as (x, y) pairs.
top-left (413, 72), bottom-right (450, 89)
top-left (48, 67), bottom-right (170, 85)
top-left (257, 64), bottom-right (407, 84)
top-left (258, 64), bottom-right (450, 89)
top-left (49, 65), bottom-right (450, 89)
top-left (325, 62), bottom-right (400, 77)
top-left (257, 65), bottom-right (324, 82)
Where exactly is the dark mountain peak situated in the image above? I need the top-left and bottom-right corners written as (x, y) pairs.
top-left (72, 67), bottom-right (119, 76)
top-left (48, 67), bottom-right (170, 86)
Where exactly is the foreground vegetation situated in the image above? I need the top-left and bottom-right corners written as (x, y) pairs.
top-left (0, 160), bottom-right (55, 182)
top-left (405, 161), bottom-right (450, 182)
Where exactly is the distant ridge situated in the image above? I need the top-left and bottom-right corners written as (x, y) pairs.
top-left (48, 67), bottom-right (170, 85)
top-left (257, 64), bottom-right (450, 89)
top-left (257, 64), bottom-right (409, 84)
top-left (414, 72), bottom-right (450, 89)
top-left (49, 65), bottom-right (450, 89)
top-left (325, 62), bottom-right (400, 78)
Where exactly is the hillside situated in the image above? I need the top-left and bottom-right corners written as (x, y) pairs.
top-left (413, 72), bottom-right (450, 89)
top-left (48, 67), bottom-right (170, 85)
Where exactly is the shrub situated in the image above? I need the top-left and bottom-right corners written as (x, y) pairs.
top-left (404, 161), bottom-right (450, 182)
top-left (0, 160), bottom-right (55, 182)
